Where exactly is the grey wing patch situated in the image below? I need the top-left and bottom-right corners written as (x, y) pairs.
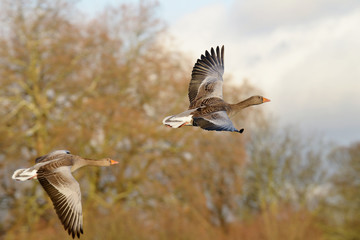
top-left (193, 111), bottom-right (243, 133)
top-left (37, 167), bottom-right (83, 238)
top-left (188, 46), bottom-right (224, 108)
top-left (35, 150), bottom-right (71, 164)
top-left (35, 154), bottom-right (49, 163)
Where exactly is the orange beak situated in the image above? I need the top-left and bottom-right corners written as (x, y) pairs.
top-left (110, 159), bottom-right (119, 165)
top-left (263, 97), bottom-right (271, 103)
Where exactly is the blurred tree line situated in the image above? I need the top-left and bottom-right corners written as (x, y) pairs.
top-left (0, 0), bottom-right (359, 239)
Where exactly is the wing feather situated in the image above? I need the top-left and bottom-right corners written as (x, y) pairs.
top-left (193, 111), bottom-right (243, 133)
top-left (35, 150), bottom-right (71, 163)
top-left (37, 167), bottom-right (83, 239)
top-left (188, 46), bottom-right (225, 108)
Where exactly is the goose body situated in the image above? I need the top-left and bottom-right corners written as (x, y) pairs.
top-left (162, 46), bottom-right (270, 133)
top-left (12, 150), bottom-right (119, 239)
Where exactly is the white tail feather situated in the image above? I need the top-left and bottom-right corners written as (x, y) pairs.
top-left (12, 168), bottom-right (38, 181)
top-left (162, 115), bottom-right (193, 128)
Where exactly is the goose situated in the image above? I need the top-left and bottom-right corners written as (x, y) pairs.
top-left (162, 46), bottom-right (270, 133)
top-left (12, 150), bottom-right (119, 238)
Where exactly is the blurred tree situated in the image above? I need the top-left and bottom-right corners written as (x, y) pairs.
top-left (135, 82), bottom-right (267, 237)
top-left (0, 0), bottom-right (94, 156)
top-left (0, 0), bottom-right (356, 239)
top-left (241, 120), bottom-right (328, 239)
top-left (324, 142), bottom-right (360, 239)
top-left (0, 0), bottom-right (192, 238)
top-left (0, 0), bottom-right (100, 232)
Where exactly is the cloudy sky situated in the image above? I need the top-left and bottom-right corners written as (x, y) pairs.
top-left (79, 0), bottom-right (360, 145)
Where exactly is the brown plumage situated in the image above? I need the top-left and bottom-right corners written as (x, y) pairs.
top-left (12, 150), bottom-right (119, 239)
top-left (163, 46), bottom-right (270, 133)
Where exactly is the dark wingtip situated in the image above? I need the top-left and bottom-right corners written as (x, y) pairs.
top-left (211, 47), bottom-right (215, 56)
top-left (205, 50), bottom-right (210, 57)
top-left (239, 129), bottom-right (244, 133)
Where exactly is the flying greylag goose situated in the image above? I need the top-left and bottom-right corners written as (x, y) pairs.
top-left (162, 46), bottom-right (270, 133)
top-left (12, 150), bottom-right (119, 238)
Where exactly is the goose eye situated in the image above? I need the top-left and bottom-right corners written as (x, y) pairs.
top-left (65, 151), bottom-right (70, 154)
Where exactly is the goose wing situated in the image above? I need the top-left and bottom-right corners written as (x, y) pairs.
top-left (35, 150), bottom-right (71, 163)
top-left (37, 166), bottom-right (83, 238)
top-left (193, 111), bottom-right (243, 133)
top-left (188, 46), bottom-right (224, 108)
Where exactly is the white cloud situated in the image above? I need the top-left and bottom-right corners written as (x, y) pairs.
top-left (167, 3), bottom-right (229, 52)
top-left (166, 0), bottom-right (360, 144)
top-left (229, 0), bottom-right (360, 34)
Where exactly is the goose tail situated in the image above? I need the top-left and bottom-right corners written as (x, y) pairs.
top-left (12, 168), bottom-right (38, 181)
top-left (162, 109), bottom-right (199, 128)
top-left (162, 115), bottom-right (193, 128)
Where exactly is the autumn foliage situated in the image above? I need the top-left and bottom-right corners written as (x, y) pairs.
top-left (0, 1), bottom-right (359, 239)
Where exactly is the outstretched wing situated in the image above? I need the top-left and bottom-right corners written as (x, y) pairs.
top-left (193, 111), bottom-right (243, 133)
top-left (188, 46), bottom-right (224, 108)
top-left (37, 166), bottom-right (83, 238)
